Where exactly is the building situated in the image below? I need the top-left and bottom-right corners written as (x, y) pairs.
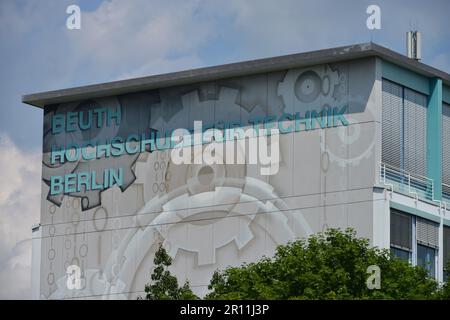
top-left (23, 43), bottom-right (450, 299)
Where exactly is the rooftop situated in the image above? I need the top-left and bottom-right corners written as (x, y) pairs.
top-left (22, 42), bottom-right (450, 109)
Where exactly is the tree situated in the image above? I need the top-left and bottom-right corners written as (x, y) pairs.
top-left (206, 228), bottom-right (443, 300)
top-left (143, 244), bottom-right (198, 300)
top-left (437, 262), bottom-right (450, 299)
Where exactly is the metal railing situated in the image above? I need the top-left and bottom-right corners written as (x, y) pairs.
top-left (380, 163), bottom-right (434, 201)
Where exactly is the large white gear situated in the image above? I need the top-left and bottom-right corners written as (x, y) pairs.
top-left (155, 188), bottom-right (258, 265)
top-left (96, 175), bottom-right (312, 299)
top-left (48, 164), bottom-right (311, 299)
top-left (319, 95), bottom-right (376, 168)
top-left (277, 64), bottom-right (341, 112)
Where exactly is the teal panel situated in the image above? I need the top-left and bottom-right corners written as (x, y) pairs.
top-left (444, 218), bottom-right (450, 227)
top-left (382, 60), bottom-right (430, 95)
top-left (390, 201), bottom-right (441, 223)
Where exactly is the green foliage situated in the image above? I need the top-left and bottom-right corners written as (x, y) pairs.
top-left (438, 281), bottom-right (450, 299)
top-left (436, 262), bottom-right (450, 299)
top-left (206, 228), bottom-right (443, 300)
top-left (143, 244), bottom-right (198, 300)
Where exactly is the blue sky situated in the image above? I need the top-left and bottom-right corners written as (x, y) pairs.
top-left (0, 0), bottom-right (449, 299)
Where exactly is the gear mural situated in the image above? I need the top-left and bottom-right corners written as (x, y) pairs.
top-left (277, 64), bottom-right (343, 113)
top-left (39, 59), bottom-right (379, 299)
top-left (320, 95), bottom-right (376, 168)
top-left (42, 96), bottom-right (139, 211)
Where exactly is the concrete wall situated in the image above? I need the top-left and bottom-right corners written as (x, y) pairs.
top-left (37, 57), bottom-right (381, 299)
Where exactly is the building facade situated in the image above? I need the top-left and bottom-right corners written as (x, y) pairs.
top-left (23, 43), bottom-right (450, 299)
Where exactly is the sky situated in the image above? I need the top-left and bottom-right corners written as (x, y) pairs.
top-left (0, 0), bottom-right (449, 299)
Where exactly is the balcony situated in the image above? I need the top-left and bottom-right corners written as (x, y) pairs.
top-left (380, 163), bottom-right (434, 202)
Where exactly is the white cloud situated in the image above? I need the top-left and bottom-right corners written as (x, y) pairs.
top-left (65, 0), bottom-right (214, 82)
top-left (0, 0), bottom-right (217, 93)
top-left (0, 134), bottom-right (41, 299)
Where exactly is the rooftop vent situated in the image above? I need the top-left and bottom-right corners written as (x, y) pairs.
top-left (406, 31), bottom-right (421, 61)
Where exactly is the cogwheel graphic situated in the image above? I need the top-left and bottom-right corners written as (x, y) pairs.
top-left (97, 175), bottom-right (313, 299)
top-left (134, 151), bottom-right (171, 204)
top-left (151, 176), bottom-right (313, 266)
top-left (73, 153), bottom-right (139, 210)
top-left (319, 95), bottom-right (377, 168)
top-left (42, 160), bottom-right (79, 206)
top-left (42, 97), bottom-right (142, 211)
top-left (155, 188), bottom-right (258, 265)
top-left (43, 152), bottom-right (139, 211)
top-left (277, 64), bottom-right (341, 112)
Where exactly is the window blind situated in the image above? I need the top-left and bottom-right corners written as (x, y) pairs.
top-left (382, 80), bottom-right (403, 169)
top-left (381, 79), bottom-right (428, 178)
top-left (403, 88), bottom-right (427, 177)
top-left (416, 217), bottom-right (439, 249)
top-left (442, 103), bottom-right (450, 195)
top-left (390, 209), bottom-right (412, 250)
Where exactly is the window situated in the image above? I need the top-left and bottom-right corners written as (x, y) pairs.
top-left (444, 226), bottom-right (450, 280)
top-left (416, 217), bottom-right (439, 249)
top-left (391, 247), bottom-right (410, 261)
top-left (382, 79), bottom-right (427, 177)
top-left (416, 217), bottom-right (438, 278)
top-left (417, 244), bottom-right (436, 277)
top-left (403, 89), bottom-right (427, 177)
top-left (390, 209), bottom-right (412, 261)
top-left (390, 208), bottom-right (441, 278)
top-left (382, 80), bottom-right (403, 169)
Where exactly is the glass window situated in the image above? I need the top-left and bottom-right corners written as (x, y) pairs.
top-left (444, 226), bottom-right (450, 280)
top-left (417, 244), bottom-right (436, 278)
top-left (391, 247), bottom-right (410, 262)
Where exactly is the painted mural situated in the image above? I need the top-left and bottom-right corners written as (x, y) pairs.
top-left (39, 60), bottom-right (379, 299)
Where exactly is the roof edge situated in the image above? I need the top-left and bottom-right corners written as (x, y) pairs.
top-left (22, 42), bottom-right (450, 109)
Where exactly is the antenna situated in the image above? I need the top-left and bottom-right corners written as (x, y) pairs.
top-left (406, 30), bottom-right (421, 61)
